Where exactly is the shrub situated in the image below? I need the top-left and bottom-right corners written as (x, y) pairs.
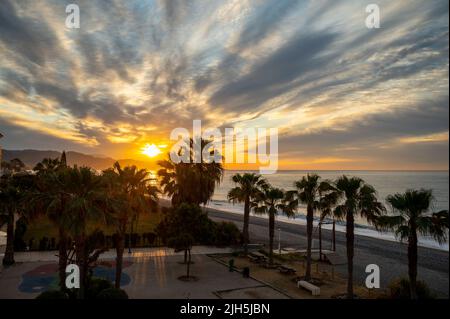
top-left (388, 278), bottom-right (435, 299)
top-left (213, 221), bottom-right (241, 246)
top-left (86, 277), bottom-right (113, 299)
top-left (35, 290), bottom-right (68, 299)
top-left (97, 288), bottom-right (129, 299)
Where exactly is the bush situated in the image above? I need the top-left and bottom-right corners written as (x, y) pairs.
top-left (35, 290), bottom-right (68, 299)
top-left (97, 288), bottom-right (129, 299)
top-left (213, 221), bottom-right (241, 246)
top-left (388, 278), bottom-right (435, 299)
top-left (86, 277), bottom-right (113, 299)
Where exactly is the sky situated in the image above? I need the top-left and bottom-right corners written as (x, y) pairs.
top-left (0, 0), bottom-right (449, 170)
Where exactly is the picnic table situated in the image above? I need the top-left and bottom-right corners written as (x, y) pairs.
top-left (248, 252), bottom-right (267, 263)
top-left (278, 264), bottom-right (296, 275)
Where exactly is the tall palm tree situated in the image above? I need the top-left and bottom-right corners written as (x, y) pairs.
top-left (0, 175), bottom-right (21, 265)
top-left (63, 166), bottom-right (107, 298)
top-left (317, 182), bottom-right (340, 259)
top-left (284, 174), bottom-right (335, 281)
top-left (253, 184), bottom-right (291, 265)
top-left (103, 162), bottom-right (158, 288)
top-left (0, 165), bottom-right (33, 266)
top-left (158, 138), bottom-right (223, 206)
top-left (375, 189), bottom-right (449, 299)
top-left (334, 175), bottom-right (385, 298)
top-left (228, 173), bottom-right (267, 254)
top-left (31, 158), bottom-right (72, 290)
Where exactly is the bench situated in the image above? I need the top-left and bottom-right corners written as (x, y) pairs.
top-left (278, 265), bottom-right (296, 275)
top-left (297, 280), bottom-right (320, 296)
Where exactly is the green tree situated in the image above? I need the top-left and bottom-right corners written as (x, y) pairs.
top-left (31, 156), bottom-right (70, 289)
top-left (375, 189), bottom-right (449, 299)
top-left (253, 184), bottom-right (291, 265)
top-left (33, 157), bottom-right (62, 174)
top-left (228, 173), bottom-right (267, 254)
top-left (0, 170), bottom-right (35, 266)
top-left (102, 162), bottom-right (158, 288)
top-left (334, 176), bottom-right (385, 298)
top-left (168, 233), bottom-right (194, 278)
top-left (158, 138), bottom-right (223, 206)
top-left (1, 158), bottom-right (25, 174)
top-left (62, 166), bottom-right (108, 298)
top-left (284, 174), bottom-right (335, 281)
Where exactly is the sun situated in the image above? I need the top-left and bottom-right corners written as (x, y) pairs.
top-left (141, 144), bottom-right (162, 158)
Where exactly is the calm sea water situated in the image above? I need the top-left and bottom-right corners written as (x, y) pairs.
top-left (208, 170), bottom-right (449, 250)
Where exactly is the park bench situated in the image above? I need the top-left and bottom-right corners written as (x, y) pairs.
top-left (278, 265), bottom-right (296, 275)
top-left (297, 280), bottom-right (320, 296)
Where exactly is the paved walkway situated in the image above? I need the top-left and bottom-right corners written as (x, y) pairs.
top-left (0, 253), bottom-right (288, 299)
top-left (6, 246), bottom-right (233, 263)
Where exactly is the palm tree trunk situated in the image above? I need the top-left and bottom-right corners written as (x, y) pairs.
top-left (268, 211), bottom-right (275, 265)
top-left (186, 249), bottom-right (191, 278)
top-left (243, 196), bottom-right (250, 255)
top-left (408, 228), bottom-right (418, 299)
top-left (58, 227), bottom-right (67, 290)
top-left (319, 222), bottom-right (322, 261)
top-left (332, 220), bottom-right (336, 251)
top-left (115, 232), bottom-right (125, 288)
top-left (2, 210), bottom-right (15, 266)
top-left (346, 212), bottom-right (354, 299)
top-left (75, 235), bottom-right (87, 299)
top-left (305, 205), bottom-right (313, 281)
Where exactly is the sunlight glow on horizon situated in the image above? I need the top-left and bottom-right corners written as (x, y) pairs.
top-left (141, 144), bottom-right (162, 158)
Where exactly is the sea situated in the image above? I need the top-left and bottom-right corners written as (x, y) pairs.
top-left (207, 170), bottom-right (449, 251)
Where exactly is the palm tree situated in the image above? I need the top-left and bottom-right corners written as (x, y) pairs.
top-left (158, 138), bottom-right (223, 207)
top-left (334, 176), bottom-right (385, 298)
top-left (31, 160), bottom-right (71, 290)
top-left (63, 166), bottom-right (108, 298)
top-left (228, 173), bottom-right (267, 254)
top-left (284, 174), bottom-right (335, 281)
top-left (253, 184), bottom-right (291, 265)
top-left (0, 166), bottom-right (33, 266)
top-left (103, 162), bottom-right (158, 288)
top-left (317, 182), bottom-right (340, 259)
top-left (0, 175), bottom-right (21, 265)
top-left (33, 157), bottom-right (62, 173)
top-left (375, 189), bottom-right (449, 299)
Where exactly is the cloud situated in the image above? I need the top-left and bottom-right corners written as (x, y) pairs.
top-left (0, 0), bottom-right (448, 169)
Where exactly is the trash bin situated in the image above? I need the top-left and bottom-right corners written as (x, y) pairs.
top-left (243, 267), bottom-right (250, 278)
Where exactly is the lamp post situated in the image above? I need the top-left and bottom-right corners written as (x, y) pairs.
top-left (278, 227), bottom-right (281, 254)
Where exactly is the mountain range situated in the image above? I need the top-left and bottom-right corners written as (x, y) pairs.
top-left (1, 149), bottom-right (158, 170)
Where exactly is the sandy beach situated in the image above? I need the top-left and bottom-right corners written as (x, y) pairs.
top-left (204, 206), bottom-right (449, 298)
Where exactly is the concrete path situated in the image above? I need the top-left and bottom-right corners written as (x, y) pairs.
top-left (0, 254), bottom-right (288, 299)
top-left (7, 246), bottom-right (233, 263)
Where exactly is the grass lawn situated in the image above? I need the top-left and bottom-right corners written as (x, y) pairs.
top-left (23, 210), bottom-right (163, 244)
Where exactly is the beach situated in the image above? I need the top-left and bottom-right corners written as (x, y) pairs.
top-left (205, 206), bottom-right (449, 298)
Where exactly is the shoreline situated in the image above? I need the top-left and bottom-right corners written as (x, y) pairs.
top-left (204, 202), bottom-right (449, 252)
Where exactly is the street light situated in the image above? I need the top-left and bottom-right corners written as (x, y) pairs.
top-left (278, 227), bottom-right (281, 254)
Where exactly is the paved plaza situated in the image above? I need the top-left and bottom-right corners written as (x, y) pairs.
top-left (0, 247), bottom-right (289, 299)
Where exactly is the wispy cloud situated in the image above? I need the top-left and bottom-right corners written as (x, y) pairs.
top-left (0, 0), bottom-right (448, 168)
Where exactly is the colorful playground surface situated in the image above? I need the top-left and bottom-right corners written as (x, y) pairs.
top-left (18, 261), bottom-right (133, 293)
